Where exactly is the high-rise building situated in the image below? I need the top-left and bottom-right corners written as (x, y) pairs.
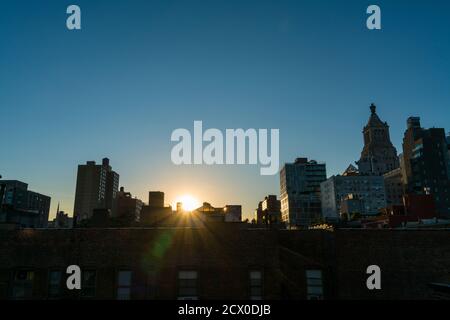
top-left (0, 180), bottom-right (51, 228)
top-left (401, 117), bottom-right (450, 217)
top-left (357, 104), bottom-right (400, 176)
top-left (320, 168), bottom-right (386, 219)
top-left (73, 158), bottom-right (119, 223)
top-left (280, 158), bottom-right (327, 228)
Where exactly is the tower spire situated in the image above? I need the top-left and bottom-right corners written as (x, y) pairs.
top-left (357, 103), bottom-right (399, 175)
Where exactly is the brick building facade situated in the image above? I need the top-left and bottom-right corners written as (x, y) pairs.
top-left (0, 227), bottom-right (449, 300)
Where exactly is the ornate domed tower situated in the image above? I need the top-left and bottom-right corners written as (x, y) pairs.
top-left (356, 104), bottom-right (399, 175)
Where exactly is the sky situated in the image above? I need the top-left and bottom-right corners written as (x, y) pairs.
top-left (1, 0), bottom-right (450, 220)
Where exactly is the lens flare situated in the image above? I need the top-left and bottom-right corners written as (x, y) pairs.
top-left (174, 195), bottom-right (200, 212)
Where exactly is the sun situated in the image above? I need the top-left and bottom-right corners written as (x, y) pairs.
top-left (174, 195), bottom-right (201, 212)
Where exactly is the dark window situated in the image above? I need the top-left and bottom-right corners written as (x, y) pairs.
top-left (81, 270), bottom-right (96, 299)
top-left (249, 270), bottom-right (263, 300)
top-left (11, 270), bottom-right (34, 300)
top-left (48, 270), bottom-right (63, 299)
top-left (306, 270), bottom-right (323, 300)
top-left (178, 271), bottom-right (198, 300)
top-left (117, 270), bottom-right (132, 300)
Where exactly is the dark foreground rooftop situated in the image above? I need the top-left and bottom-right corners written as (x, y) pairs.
top-left (0, 227), bottom-right (449, 300)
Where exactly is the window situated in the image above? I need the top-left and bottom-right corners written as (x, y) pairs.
top-left (11, 270), bottom-right (34, 300)
top-left (306, 270), bottom-right (323, 300)
top-left (117, 270), bottom-right (132, 300)
top-left (249, 270), bottom-right (263, 300)
top-left (178, 270), bottom-right (198, 300)
top-left (80, 270), bottom-right (96, 299)
top-left (48, 270), bottom-right (62, 299)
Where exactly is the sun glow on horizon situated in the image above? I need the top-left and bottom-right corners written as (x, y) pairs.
top-left (173, 195), bottom-right (201, 212)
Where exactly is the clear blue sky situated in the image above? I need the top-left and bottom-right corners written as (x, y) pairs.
top-left (1, 0), bottom-right (449, 220)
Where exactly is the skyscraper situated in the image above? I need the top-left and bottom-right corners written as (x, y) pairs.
top-left (357, 104), bottom-right (400, 176)
top-left (73, 158), bottom-right (119, 223)
top-left (280, 158), bottom-right (327, 228)
top-left (401, 117), bottom-right (450, 217)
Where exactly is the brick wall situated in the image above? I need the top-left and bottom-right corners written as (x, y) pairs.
top-left (0, 227), bottom-right (449, 300)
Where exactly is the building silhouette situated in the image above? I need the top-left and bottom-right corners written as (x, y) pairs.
top-left (224, 205), bottom-right (242, 222)
top-left (192, 202), bottom-right (242, 223)
top-left (0, 180), bottom-right (50, 228)
top-left (116, 187), bottom-right (143, 224)
top-left (140, 191), bottom-right (172, 226)
top-left (280, 158), bottom-right (327, 228)
top-left (148, 191), bottom-right (164, 208)
top-left (254, 201), bottom-right (263, 224)
top-left (357, 104), bottom-right (400, 176)
top-left (176, 202), bottom-right (183, 214)
top-left (73, 158), bottom-right (119, 224)
top-left (255, 195), bottom-right (281, 226)
top-left (401, 117), bottom-right (450, 217)
top-left (48, 204), bottom-right (73, 229)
